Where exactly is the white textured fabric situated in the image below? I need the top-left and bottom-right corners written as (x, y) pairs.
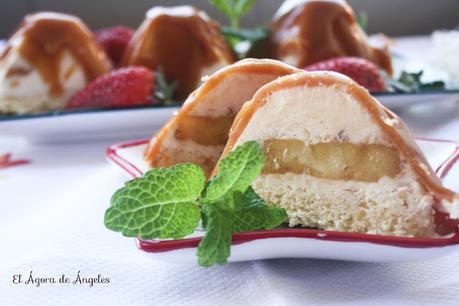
top-left (1, 37), bottom-right (459, 306)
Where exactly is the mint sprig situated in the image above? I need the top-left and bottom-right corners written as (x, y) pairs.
top-left (388, 70), bottom-right (445, 93)
top-left (197, 205), bottom-right (233, 266)
top-left (198, 188), bottom-right (287, 266)
top-left (202, 141), bottom-right (264, 204)
top-left (104, 141), bottom-right (287, 267)
top-left (153, 69), bottom-right (178, 105)
top-left (105, 164), bottom-right (205, 239)
top-left (210, 0), bottom-right (257, 30)
top-left (357, 11), bottom-right (368, 32)
top-left (209, 0), bottom-right (266, 58)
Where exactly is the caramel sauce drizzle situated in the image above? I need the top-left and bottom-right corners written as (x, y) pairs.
top-left (9, 12), bottom-right (111, 97)
top-left (122, 6), bottom-right (235, 100)
top-left (270, 1), bottom-right (393, 75)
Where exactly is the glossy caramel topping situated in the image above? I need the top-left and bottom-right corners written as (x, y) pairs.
top-left (262, 139), bottom-right (401, 182)
top-left (174, 115), bottom-right (235, 146)
top-left (9, 12), bottom-right (111, 96)
top-left (217, 73), bottom-right (455, 203)
top-left (270, 1), bottom-right (393, 74)
top-left (122, 6), bottom-right (234, 100)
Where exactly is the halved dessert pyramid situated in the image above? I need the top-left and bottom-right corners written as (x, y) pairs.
top-left (144, 59), bottom-right (299, 175)
top-left (269, 0), bottom-right (393, 75)
top-left (122, 6), bottom-right (235, 100)
top-left (215, 71), bottom-right (459, 237)
top-left (0, 12), bottom-right (111, 114)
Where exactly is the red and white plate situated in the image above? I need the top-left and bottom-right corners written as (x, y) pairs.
top-left (106, 138), bottom-right (459, 264)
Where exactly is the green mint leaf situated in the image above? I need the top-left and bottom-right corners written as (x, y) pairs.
top-left (230, 187), bottom-right (288, 232)
top-left (197, 141), bottom-right (286, 267)
top-left (209, 0), bottom-right (259, 58)
top-left (202, 141), bottom-right (264, 205)
top-left (209, 0), bottom-right (258, 30)
top-left (419, 80), bottom-right (445, 90)
top-left (104, 164), bottom-right (205, 240)
top-left (357, 11), bottom-right (368, 32)
top-left (221, 26), bottom-right (268, 59)
top-left (209, 0), bottom-right (236, 22)
top-left (221, 26), bottom-right (267, 42)
top-left (234, 0), bottom-right (257, 17)
top-left (104, 139), bottom-right (287, 268)
top-left (389, 70), bottom-right (445, 93)
top-left (197, 205), bottom-right (232, 267)
top-left (154, 69), bottom-right (178, 105)
top-left (197, 188), bottom-right (287, 266)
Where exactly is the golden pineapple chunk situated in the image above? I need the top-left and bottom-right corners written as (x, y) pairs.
top-left (262, 139), bottom-right (401, 182)
top-left (174, 115), bottom-right (235, 145)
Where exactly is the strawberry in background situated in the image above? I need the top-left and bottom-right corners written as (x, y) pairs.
top-left (305, 57), bottom-right (387, 92)
top-left (67, 66), bottom-right (156, 109)
top-left (94, 26), bottom-right (134, 66)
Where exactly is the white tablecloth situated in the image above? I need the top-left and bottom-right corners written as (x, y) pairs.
top-left (2, 41), bottom-right (459, 306)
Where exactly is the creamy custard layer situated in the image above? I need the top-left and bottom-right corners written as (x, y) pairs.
top-left (262, 139), bottom-right (401, 182)
top-left (174, 115), bottom-right (235, 146)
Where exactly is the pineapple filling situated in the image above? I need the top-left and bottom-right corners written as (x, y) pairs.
top-left (262, 139), bottom-right (401, 182)
top-left (174, 115), bottom-right (235, 146)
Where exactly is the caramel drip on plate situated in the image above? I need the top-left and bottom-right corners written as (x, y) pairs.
top-left (270, 1), bottom-right (393, 75)
top-left (217, 73), bottom-right (455, 201)
top-left (14, 12), bottom-right (111, 97)
top-left (122, 6), bottom-right (235, 100)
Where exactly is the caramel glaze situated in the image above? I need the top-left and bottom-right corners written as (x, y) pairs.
top-left (144, 59), bottom-right (300, 172)
top-left (122, 6), bottom-right (235, 100)
top-left (215, 73), bottom-right (456, 209)
top-left (269, 1), bottom-right (393, 75)
top-left (7, 12), bottom-right (111, 97)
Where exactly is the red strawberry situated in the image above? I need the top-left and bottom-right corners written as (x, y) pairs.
top-left (94, 26), bottom-right (134, 66)
top-left (67, 66), bottom-right (155, 109)
top-left (305, 57), bottom-right (387, 92)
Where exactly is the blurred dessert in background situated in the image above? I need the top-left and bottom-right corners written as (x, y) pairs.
top-left (122, 6), bottom-right (235, 100)
top-left (0, 12), bottom-right (111, 114)
top-left (267, 0), bottom-right (393, 75)
top-left (144, 59), bottom-right (299, 175)
top-left (94, 26), bottom-right (134, 66)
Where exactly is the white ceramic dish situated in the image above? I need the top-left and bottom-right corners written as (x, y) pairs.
top-left (106, 138), bottom-right (459, 264)
top-left (0, 106), bottom-right (178, 143)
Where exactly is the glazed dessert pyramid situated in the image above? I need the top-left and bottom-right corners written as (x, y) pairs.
top-left (269, 0), bottom-right (393, 74)
top-left (122, 6), bottom-right (235, 100)
top-left (0, 12), bottom-right (111, 114)
top-left (215, 71), bottom-right (459, 237)
top-left (144, 59), bottom-right (299, 175)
